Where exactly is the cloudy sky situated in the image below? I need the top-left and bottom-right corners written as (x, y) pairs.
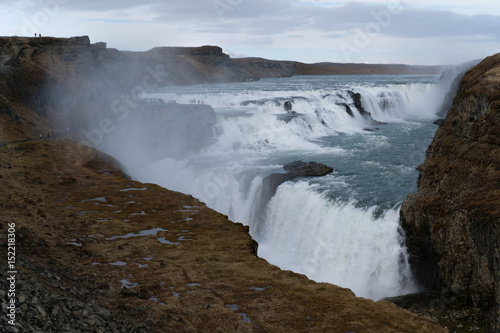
top-left (1, 0), bottom-right (500, 65)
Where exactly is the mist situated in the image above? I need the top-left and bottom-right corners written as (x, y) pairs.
top-left (47, 43), bottom-right (244, 168)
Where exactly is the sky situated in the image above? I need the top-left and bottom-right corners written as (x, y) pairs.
top-left (1, 0), bottom-right (500, 65)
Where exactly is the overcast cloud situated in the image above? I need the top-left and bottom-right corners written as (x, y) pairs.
top-left (1, 0), bottom-right (499, 64)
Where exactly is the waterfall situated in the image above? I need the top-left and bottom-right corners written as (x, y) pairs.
top-left (119, 75), bottom-right (441, 300)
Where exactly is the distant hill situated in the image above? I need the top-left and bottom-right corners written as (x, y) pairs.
top-left (233, 58), bottom-right (441, 77)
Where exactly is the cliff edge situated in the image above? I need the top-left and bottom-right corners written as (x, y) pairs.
top-left (0, 36), bottom-right (254, 141)
top-left (400, 53), bottom-right (500, 331)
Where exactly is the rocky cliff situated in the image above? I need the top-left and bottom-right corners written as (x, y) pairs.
top-left (0, 36), bottom-right (251, 141)
top-left (400, 53), bottom-right (500, 331)
top-left (0, 35), bottom-right (441, 142)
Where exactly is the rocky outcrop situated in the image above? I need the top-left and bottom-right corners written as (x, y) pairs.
top-left (254, 161), bottom-right (334, 235)
top-left (0, 37), bottom-right (251, 140)
top-left (400, 53), bottom-right (500, 331)
top-left (346, 90), bottom-right (387, 125)
top-left (335, 91), bottom-right (387, 126)
top-left (262, 161), bottom-right (334, 198)
top-left (232, 57), bottom-right (304, 79)
top-left (0, 37), bottom-right (232, 153)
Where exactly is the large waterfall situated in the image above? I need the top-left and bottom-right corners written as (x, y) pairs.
top-left (115, 74), bottom-right (444, 300)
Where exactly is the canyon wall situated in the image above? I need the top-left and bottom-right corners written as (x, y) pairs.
top-left (401, 53), bottom-right (500, 331)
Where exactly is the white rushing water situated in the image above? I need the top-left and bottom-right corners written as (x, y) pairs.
top-left (120, 74), bottom-right (448, 300)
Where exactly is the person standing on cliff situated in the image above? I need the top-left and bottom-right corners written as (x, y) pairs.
top-left (34, 33), bottom-right (37, 37)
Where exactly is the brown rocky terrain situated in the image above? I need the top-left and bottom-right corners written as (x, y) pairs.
top-left (0, 36), bottom-right (452, 332)
top-left (400, 53), bottom-right (500, 332)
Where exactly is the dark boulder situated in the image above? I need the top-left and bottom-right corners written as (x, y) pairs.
top-left (338, 103), bottom-right (354, 117)
top-left (345, 91), bottom-right (387, 125)
top-left (252, 161), bottom-right (334, 236)
top-left (262, 161), bottom-right (333, 200)
top-left (347, 91), bottom-right (367, 115)
top-left (283, 160), bottom-right (333, 174)
top-left (284, 100), bottom-right (292, 112)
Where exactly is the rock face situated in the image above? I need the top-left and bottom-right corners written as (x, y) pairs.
top-left (262, 161), bottom-right (334, 199)
top-left (346, 90), bottom-right (387, 125)
top-left (400, 53), bottom-right (500, 331)
top-left (0, 37), bottom-right (251, 141)
top-left (254, 161), bottom-right (334, 235)
top-left (0, 37), bottom-right (226, 154)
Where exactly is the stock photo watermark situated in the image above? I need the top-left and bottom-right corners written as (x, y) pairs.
top-left (5, 222), bottom-right (18, 327)
top-left (340, 1), bottom-right (406, 62)
top-left (21, 0), bottom-right (70, 36)
top-left (213, 0), bottom-right (243, 20)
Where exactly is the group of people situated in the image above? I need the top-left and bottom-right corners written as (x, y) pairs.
top-left (39, 127), bottom-right (71, 140)
top-left (34, 33), bottom-right (42, 37)
top-left (189, 100), bottom-right (205, 104)
top-left (39, 131), bottom-right (55, 139)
